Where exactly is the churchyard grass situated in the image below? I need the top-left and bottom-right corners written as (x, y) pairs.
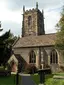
top-left (0, 74), bottom-right (16, 85)
top-left (31, 73), bottom-right (64, 85)
top-left (0, 74), bottom-right (21, 85)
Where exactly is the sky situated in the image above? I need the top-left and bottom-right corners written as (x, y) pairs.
top-left (0, 0), bottom-right (64, 36)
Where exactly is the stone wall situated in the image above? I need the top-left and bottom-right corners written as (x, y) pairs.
top-left (13, 46), bottom-right (64, 72)
top-left (13, 47), bottom-right (40, 68)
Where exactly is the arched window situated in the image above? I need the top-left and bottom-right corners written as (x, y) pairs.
top-left (50, 50), bottom-right (58, 64)
top-left (28, 16), bottom-right (32, 26)
top-left (29, 50), bottom-right (36, 63)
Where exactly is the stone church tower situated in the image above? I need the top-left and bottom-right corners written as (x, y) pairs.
top-left (22, 2), bottom-right (45, 37)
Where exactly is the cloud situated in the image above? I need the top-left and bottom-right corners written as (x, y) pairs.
top-left (2, 21), bottom-right (21, 36)
top-left (0, 0), bottom-right (63, 36)
top-left (4, 0), bottom-right (64, 10)
top-left (44, 9), bottom-right (60, 33)
top-left (0, 10), bottom-right (22, 23)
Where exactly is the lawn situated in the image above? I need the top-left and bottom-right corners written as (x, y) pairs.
top-left (31, 73), bottom-right (64, 85)
top-left (0, 66), bottom-right (21, 85)
top-left (0, 74), bottom-right (21, 85)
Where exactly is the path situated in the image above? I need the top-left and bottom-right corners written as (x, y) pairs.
top-left (20, 74), bottom-right (37, 85)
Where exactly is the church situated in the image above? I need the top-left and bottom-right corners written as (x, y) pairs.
top-left (13, 3), bottom-right (64, 72)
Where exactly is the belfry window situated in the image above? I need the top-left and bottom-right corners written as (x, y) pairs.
top-left (28, 16), bottom-right (32, 26)
top-left (29, 50), bottom-right (36, 63)
top-left (50, 50), bottom-right (58, 64)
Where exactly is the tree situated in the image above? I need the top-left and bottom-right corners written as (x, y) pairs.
top-left (0, 21), bottom-right (3, 31)
top-left (0, 30), bottom-right (17, 66)
top-left (55, 6), bottom-right (64, 51)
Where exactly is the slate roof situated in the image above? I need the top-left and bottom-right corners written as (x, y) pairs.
top-left (13, 33), bottom-right (56, 48)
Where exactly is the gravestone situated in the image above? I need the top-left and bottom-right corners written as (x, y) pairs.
top-left (38, 68), bottom-right (51, 85)
top-left (16, 71), bottom-right (19, 85)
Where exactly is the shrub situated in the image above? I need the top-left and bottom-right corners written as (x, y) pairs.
top-left (45, 64), bottom-right (50, 68)
top-left (25, 64), bottom-right (37, 74)
top-left (59, 65), bottom-right (64, 71)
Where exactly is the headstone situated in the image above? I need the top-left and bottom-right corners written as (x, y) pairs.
top-left (38, 68), bottom-right (51, 85)
top-left (16, 72), bottom-right (19, 85)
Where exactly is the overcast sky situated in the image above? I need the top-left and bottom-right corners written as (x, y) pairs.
top-left (0, 0), bottom-right (64, 36)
